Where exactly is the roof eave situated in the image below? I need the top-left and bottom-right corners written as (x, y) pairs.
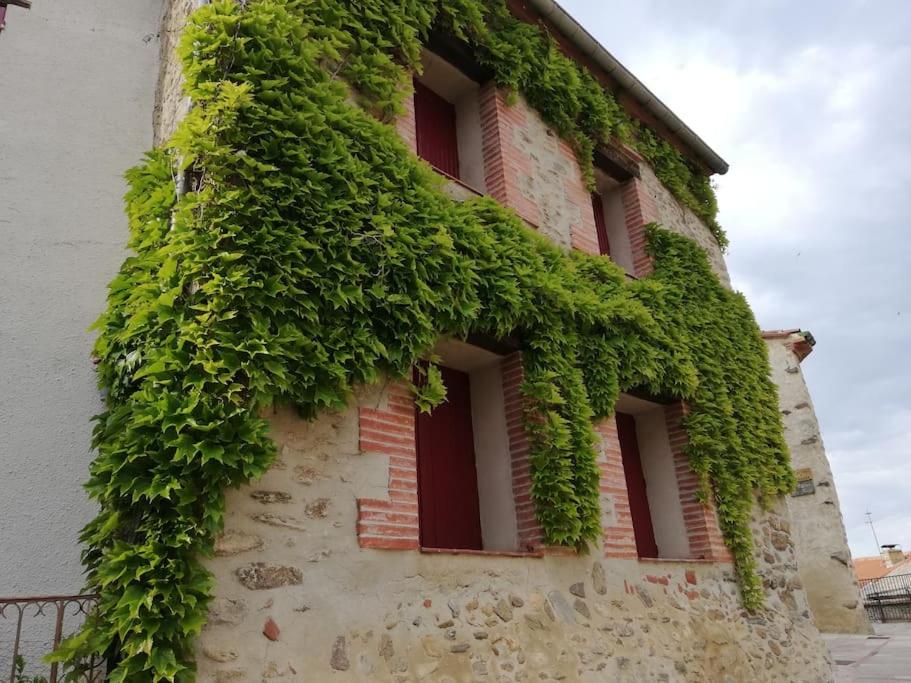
top-left (524, 0), bottom-right (729, 175)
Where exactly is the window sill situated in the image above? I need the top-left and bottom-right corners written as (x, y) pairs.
top-left (420, 547), bottom-right (544, 559)
top-left (430, 166), bottom-right (485, 197)
top-left (637, 556), bottom-right (717, 565)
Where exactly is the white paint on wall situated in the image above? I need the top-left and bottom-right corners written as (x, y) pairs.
top-left (0, 0), bottom-right (163, 596)
top-left (469, 361), bottom-right (518, 551)
top-left (635, 408), bottom-right (690, 559)
top-left (595, 172), bottom-right (635, 272)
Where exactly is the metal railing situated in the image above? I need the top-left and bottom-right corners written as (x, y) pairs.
top-left (0, 595), bottom-right (105, 683)
top-left (860, 573), bottom-right (911, 623)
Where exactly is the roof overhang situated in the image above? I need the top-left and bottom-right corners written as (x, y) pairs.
top-left (762, 329), bottom-right (816, 363)
top-left (523, 0), bottom-right (729, 175)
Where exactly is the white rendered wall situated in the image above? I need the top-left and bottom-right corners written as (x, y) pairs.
top-left (635, 408), bottom-right (690, 559)
top-left (595, 173), bottom-right (635, 273)
top-left (469, 362), bottom-right (518, 551)
top-left (0, 0), bottom-right (162, 596)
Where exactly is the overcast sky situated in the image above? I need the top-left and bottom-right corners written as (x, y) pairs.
top-left (561, 0), bottom-right (911, 558)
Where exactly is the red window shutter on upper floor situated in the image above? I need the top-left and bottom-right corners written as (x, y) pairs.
top-left (591, 192), bottom-right (611, 256)
top-left (413, 79), bottom-right (461, 180)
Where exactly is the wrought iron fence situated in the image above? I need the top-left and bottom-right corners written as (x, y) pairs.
top-left (860, 573), bottom-right (911, 623)
top-left (0, 595), bottom-right (105, 683)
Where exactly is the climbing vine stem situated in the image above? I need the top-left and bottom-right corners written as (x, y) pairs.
top-left (53, 1), bottom-right (788, 679)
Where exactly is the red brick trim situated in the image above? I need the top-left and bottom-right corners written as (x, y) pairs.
top-left (356, 383), bottom-right (420, 549)
top-left (620, 178), bottom-right (659, 277)
top-left (596, 417), bottom-right (638, 559)
top-left (478, 83), bottom-right (541, 226)
top-left (395, 86), bottom-right (417, 153)
top-left (665, 402), bottom-right (732, 562)
top-left (501, 352), bottom-right (545, 550)
top-left (479, 82), bottom-right (509, 206)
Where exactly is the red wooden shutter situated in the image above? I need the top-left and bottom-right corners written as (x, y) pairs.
top-left (592, 192), bottom-right (611, 256)
top-left (616, 412), bottom-right (659, 558)
top-left (415, 365), bottom-right (483, 550)
top-left (413, 79), bottom-right (461, 180)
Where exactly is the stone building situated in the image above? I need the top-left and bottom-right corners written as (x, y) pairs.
top-left (155, 2), bottom-right (832, 681)
top-left (763, 330), bottom-right (872, 635)
top-left (0, 0), bottom-right (855, 681)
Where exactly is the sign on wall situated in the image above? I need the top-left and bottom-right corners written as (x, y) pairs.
top-left (793, 467), bottom-right (815, 497)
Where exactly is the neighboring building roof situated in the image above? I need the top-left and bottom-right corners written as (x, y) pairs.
top-left (524, 0), bottom-right (729, 175)
top-left (762, 329), bottom-right (816, 362)
top-left (854, 552), bottom-right (911, 581)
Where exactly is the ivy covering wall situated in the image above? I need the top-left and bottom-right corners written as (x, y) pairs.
top-left (54, 1), bottom-right (791, 680)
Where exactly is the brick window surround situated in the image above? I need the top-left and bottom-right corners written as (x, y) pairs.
top-left (599, 402), bottom-right (732, 563)
top-left (398, 74), bottom-right (662, 277)
top-left (356, 352), bottom-right (544, 552)
top-left (385, 76), bottom-right (723, 558)
top-left (356, 382), bottom-right (420, 550)
top-left (356, 383), bottom-right (730, 564)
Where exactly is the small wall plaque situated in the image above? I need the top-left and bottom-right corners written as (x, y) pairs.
top-left (793, 478), bottom-right (816, 497)
top-left (795, 467), bottom-right (813, 482)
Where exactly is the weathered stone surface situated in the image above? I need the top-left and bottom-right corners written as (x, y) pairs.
top-left (202, 645), bottom-right (238, 663)
top-left (493, 599), bottom-right (513, 623)
top-left (547, 591), bottom-right (576, 624)
top-left (293, 465), bottom-right (321, 485)
top-left (830, 551), bottom-right (850, 566)
top-left (305, 497), bottom-right (331, 518)
top-left (262, 617), bottom-right (280, 641)
top-left (208, 598), bottom-right (247, 626)
top-left (421, 636), bottom-right (442, 658)
top-left (214, 530), bottom-right (264, 557)
top-left (378, 634), bottom-right (394, 661)
top-left (573, 599), bottom-right (591, 619)
top-left (330, 636), bottom-right (349, 671)
top-left (569, 582), bottom-right (586, 598)
top-left (195, 392), bottom-right (835, 683)
top-left (235, 563), bottom-right (302, 590)
top-left (250, 512), bottom-right (306, 531)
top-left (250, 490), bottom-right (292, 504)
top-left (637, 587), bottom-right (653, 608)
top-left (771, 531), bottom-right (791, 551)
top-left (592, 562), bottom-right (607, 595)
top-left (450, 643), bottom-right (470, 653)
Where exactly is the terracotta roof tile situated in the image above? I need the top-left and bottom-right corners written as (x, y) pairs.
top-left (854, 552), bottom-right (911, 581)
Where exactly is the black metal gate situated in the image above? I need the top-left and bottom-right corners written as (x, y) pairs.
top-left (860, 573), bottom-right (911, 622)
top-left (0, 595), bottom-right (105, 683)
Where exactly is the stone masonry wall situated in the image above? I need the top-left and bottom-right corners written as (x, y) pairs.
top-left (153, 0), bottom-right (195, 146)
top-left (639, 165), bottom-right (730, 287)
top-left (153, 3), bottom-right (833, 676)
top-left (765, 333), bottom-right (872, 634)
top-left (196, 386), bottom-right (833, 682)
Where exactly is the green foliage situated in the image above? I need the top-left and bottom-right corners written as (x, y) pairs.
top-left (14, 655), bottom-right (48, 683)
top-left (57, 1), bottom-right (789, 678)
